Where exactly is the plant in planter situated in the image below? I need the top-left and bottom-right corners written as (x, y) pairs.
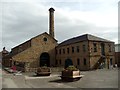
top-left (61, 65), bottom-right (81, 81)
top-left (35, 65), bottom-right (51, 76)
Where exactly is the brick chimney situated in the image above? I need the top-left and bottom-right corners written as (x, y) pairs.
top-left (49, 7), bottom-right (55, 38)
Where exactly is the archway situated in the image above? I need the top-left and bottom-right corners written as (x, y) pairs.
top-left (40, 52), bottom-right (50, 67)
top-left (65, 58), bottom-right (73, 68)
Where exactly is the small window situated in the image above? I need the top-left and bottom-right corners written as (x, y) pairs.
top-left (63, 48), bottom-right (65, 54)
top-left (93, 43), bottom-right (97, 52)
top-left (59, 49), bottom-right (61, 54)
top-left (84, 58), bottom-right (87, 65)
top-left (83, 45), bottom-right (86, 52)
top-left (67, 48), bottom-right (69, 54)
top-left (76, 46), bottom-right (79, 53)
top-left (72, 47), bottom-right (74, 53)
top-left (77, 58), bottom-right (80, 65)
top-left (43, 37), bottom-right (47, 42)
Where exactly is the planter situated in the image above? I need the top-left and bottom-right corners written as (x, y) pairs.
top-left (61, 70), bottom-right (81, 81)
top-left (35, 67), bottom-right (51, 76)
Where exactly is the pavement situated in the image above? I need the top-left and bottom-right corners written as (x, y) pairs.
top-left (1, 67), bottom-right (119, 88)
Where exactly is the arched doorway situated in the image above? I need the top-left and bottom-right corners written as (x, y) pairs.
top-left (65, 58), bottom-right (73, 68)
top-left (40, 52), bottom-right (50, 67)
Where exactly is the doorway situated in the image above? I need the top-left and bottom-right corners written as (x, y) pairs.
top-left (40, 52), bottom-right (50, 67)
top-left (65, 58), bottom-right (73, 68)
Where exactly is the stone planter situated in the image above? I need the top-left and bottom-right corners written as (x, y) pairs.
top-left (61, 70), bottom-right (81, 81)
top-left (35, 67), bottom-right (51, 76)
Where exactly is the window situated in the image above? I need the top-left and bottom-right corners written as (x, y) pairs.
top-left (59, 59), bottom-right (61, 65)
top-left (67, 48), bottom-right (69, 54)
top-left (83, 45), bottom-right (86, 52)
top-left (93, 43), bottom-right (97, 52)
top-left (108, 44), bottom-right (112, 52)
top-left (77, 58), bottom-right (80, 65)
top-left (59, 49), bottom-right (61, 54)
top-left (43, 37), bottom-right (47, 42)
top-left (84, 58), bottom-right (87, 65)
top-left (72, 47), bottom-right (74, 53)
top-left (76, 46), bottom-right (79, 53)
top-left (63, 48), bottom-right (65, 54)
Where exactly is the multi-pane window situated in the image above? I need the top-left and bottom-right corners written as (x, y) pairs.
top-left (72, 47), bottom-right (74, 53)
top-left (77, 58), bottom-right (80, 65)
top-left (59, 49), bottom-right (61, 54)
top-left (84, 58), bottom-right (87, 65)
top-left (93, 43), bottom-right (97, 52)
top-left (83, 45), bottom-right (86, 52)
top-left (76, 46), bottom-right (79, 53)
top-left (67, 48), bottom-right (69, 54)
top-left (63, 48), bottom-right (65, 54)
top-left (108, 44), bottom-right (112, 52)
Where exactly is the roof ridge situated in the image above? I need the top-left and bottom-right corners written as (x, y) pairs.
top-left (58, 34), bottom-right (114, 47)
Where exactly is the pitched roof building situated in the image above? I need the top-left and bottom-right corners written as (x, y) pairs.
top-left (2, 8), bottom-right (115, 71)
top-left (56, 34), bottom-right (115, 70)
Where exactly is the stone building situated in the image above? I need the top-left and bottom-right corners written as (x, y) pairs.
top-left (115, 44), bottom-right (120, 67)
top-left (2, 47), bottom-right (12, 67)
top-left (56, 34), bottom-right (115, 70)
top-left (11, 32), bottom-right (57, 72)
top-left (2, 7), bottom-right (115, 71)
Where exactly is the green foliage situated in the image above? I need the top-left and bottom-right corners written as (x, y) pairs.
top-left (66, 65), bottom-right (78, 71)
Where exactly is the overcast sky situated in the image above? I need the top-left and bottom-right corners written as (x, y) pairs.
top-left (0, 0), bottom-right (119, 51)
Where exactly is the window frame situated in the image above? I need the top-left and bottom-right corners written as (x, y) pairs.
top-left (93, 43), bottom-right (97, 52)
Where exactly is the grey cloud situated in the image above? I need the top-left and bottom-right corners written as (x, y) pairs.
top-left (1, 1), bottom-right (118, 51)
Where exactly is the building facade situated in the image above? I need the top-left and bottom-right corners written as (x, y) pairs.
top-left (11, 32), bottom-right (57, 72)
top-left (56, 34), bottom-right (115, 70)
top-left (2, 8), bottom-right (116, 71)
top-left (115, 44), bottom-right (120, 67)
top-left (2, 47), bottom-right (12, 67)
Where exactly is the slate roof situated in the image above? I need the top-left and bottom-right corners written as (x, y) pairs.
top-left (58, 34), bottom-right (114, 47)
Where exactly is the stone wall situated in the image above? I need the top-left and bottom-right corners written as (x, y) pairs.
top-left (56, 41), bottom-right (90, 70)
top-left (89, 41), bottom-right (115, 69)
top-left (12, 33), bottom-right (58, 72)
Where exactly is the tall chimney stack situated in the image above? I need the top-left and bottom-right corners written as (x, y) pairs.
top-left (49, 7), bottom-right (55, 38)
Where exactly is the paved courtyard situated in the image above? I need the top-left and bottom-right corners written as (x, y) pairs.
top-left (2, 68), bottom-right (118, 88)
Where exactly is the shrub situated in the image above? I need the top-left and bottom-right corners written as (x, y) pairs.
top-left (66, 65), bottom-right (78, 71)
